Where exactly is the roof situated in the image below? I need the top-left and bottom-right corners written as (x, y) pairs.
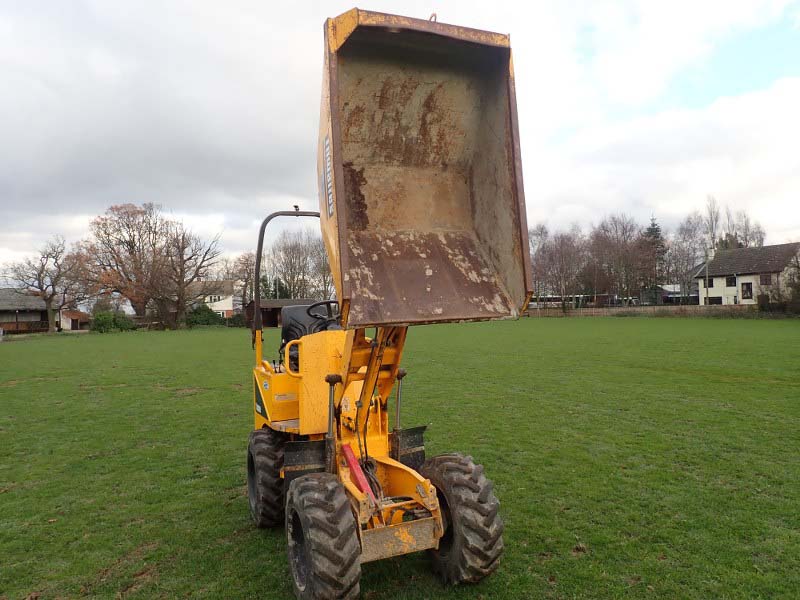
top-left (694, 243), bottom-right (800, 278)
top-left (186, 279), bottom-right (235, 297)
top-left (62, 309), bottom-right (91, 321)
top-left (0, 288), bottom-right (47, 311)
top-left (246, 298), bottom-right (319, 308)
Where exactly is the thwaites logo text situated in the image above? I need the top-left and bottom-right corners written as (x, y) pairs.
top-left (324, 135), bottom-right (334, 217)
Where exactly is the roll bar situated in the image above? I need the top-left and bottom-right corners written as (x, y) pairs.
top-left (252, 207), bottom-right (321, 335)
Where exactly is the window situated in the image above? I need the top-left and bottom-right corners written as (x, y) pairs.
top-left (217, 311), bottom-right (225, 318)
top-left (705, 278), bottom-right (714, 288)
top-left (726, 276), bottom-right (736, 287)
top-left (741, 282), bottom-right (753, 300)
top-left (705, 296), bottom-right (722, 305)
top-left (760, 273), bottom-right (772, 286)
top-left (208, 295), bottom-right (222, 303)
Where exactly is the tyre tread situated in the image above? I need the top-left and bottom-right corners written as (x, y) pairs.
top-left (421, 453), bottom-right (504, 584)
top-left (248, 428), bottom-right (287, 528)
top-left (286, 473), bottom-right (361, 599)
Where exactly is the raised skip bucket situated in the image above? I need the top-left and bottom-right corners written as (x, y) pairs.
top-left (318, 9), bottom-right (532, 328)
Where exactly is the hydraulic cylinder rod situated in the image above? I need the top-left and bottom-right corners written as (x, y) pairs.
top-left (324, 373), bottom-right (342, 473)
top-left (394, 368), bottom-right (407, 430)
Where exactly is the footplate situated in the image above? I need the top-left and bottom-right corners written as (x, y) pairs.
top-left (359, 516), bottom-right (438, 563)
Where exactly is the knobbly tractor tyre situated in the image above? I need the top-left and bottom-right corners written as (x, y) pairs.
top-left (420, 453), bottom-right (504, 584)
top-left (247, 427), bottom-right (287, 528)
top-left (285, 473), bottom-right (361, 600)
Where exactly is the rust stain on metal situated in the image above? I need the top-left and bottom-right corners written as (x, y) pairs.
top-left (344, 230), bottom-right (515, 328)
top-left (366, 79), bottom-right (455, 168)
top-left (377, 78), bottom-right (419, 111)
top-left (342, 103), bottom-right (366, 139)
top-left (359, 516), bottom-right (438, 563)
top-left (416, 84), bottom-right (450, 166)
top-left (342, 161), bottom-right (369, 231)
top-left (355, 10), bottom-right (510, 49)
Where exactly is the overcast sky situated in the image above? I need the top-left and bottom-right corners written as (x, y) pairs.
top-left (2, 0), bottom-right (800, 265)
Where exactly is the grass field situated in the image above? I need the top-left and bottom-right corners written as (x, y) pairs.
top-left (2, 318), bottom-right (799, 599)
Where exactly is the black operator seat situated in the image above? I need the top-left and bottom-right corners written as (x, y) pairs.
top-left (279, 304), bottom-right (342, 371)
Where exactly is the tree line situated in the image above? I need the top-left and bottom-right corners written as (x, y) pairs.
top-left (215, 230), bottom-right (335, 309)
top-left (6, 197), bottom-right (790, 330)
top-left (3, 204), bottom-right (223, 331)
top-left (529, 197), bottom-right (769, 309)
top-left (2, 203), bottom-right (333, 332)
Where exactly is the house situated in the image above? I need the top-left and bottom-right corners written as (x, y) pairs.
top-left (61, 309), bottom-right (91, 331)
top-left (188, 280), bottom-right (236, 318)
top-left (245, 298), bottom-right (319, 328)
top-left (0, 288), bottom-right (49, 333)
top-left (695, 242), bottom-right (800, 306)
top-left (0, 289), bottom-right (95, 333)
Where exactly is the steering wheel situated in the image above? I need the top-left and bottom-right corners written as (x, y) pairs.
top-left (306, 300), bottom-right (340, 322)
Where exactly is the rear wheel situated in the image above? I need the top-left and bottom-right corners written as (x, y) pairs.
top-left (247, 427), bottom-right (287, 528)
top-left (285, 473), bottom-right (361, 599)
top-left (421, 453), bottom-right (504, 584)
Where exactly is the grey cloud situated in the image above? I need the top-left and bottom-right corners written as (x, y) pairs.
top-left (1, 2), bottom-right (325, 234)
top-left (2, 1), bottom-right (798, 264)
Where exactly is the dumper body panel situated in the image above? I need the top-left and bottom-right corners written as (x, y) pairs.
top-left (318, 10), bottom-right (532, 328)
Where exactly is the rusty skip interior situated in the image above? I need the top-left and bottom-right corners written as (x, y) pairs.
top-left (334, 26), bottom-right (528, 327)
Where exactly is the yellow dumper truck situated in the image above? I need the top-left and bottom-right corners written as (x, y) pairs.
top-left (246, 9), bottom-right (531, 598)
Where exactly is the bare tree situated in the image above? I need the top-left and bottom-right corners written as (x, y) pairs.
top-left (267, 230), bottom-right (314, 299)
top-left (592, 214), bottom-right (641, 304)
top-left (309, 236), bottom-right (334, 300)
top-left (539, 227), bottom-right (585, 311)
top-left (736, 210), bottom-right (753, 247)
top-left (752, 223), bottom-right (766, 247)
top-left (4, 236), bottom-right (92, 332)
top-left (723, 205), bottom-right (736, 241)
top-left (151, 222), bottom-right (221, 328)
top-left (257, 230), bottom-right (333, 301)
top-left (704, 195), bottom-right (720, 250)
top-left (84, 203), bottom-right (166, 316)
top-left (260, 247), bottom-right (283, 299)
top-left (211, 256), bottom-right (237, 281)
top-left (708, 203), bottom-right (765, 249)
top-left (528, 224), bottom-right (549, 258)
top-left (581, 232), bottom-right (612, 306)
top-left (85, 203), bottom-right (223, 326)
top-left (528, 224), bottom-right (549, 303)
top-left (667, 212), bottom-right (705, 304)
top-left (233, 251), bottom-right (256, 311)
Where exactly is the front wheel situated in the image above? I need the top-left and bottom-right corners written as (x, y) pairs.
top-left (247, 428), bottom-right (287, 528)
top-left (421, 453), bottom-right (504, 584)
top-left (285, 473), bottom-right (361, 599)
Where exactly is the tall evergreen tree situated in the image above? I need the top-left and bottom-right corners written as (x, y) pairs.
top-left (641, 217), bottom-right (667, 301)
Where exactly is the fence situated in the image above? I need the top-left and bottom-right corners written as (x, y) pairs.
top-left (525, 304), bottom-right (756, 318)
top-left (0, 321), bottom-right (50, 334)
